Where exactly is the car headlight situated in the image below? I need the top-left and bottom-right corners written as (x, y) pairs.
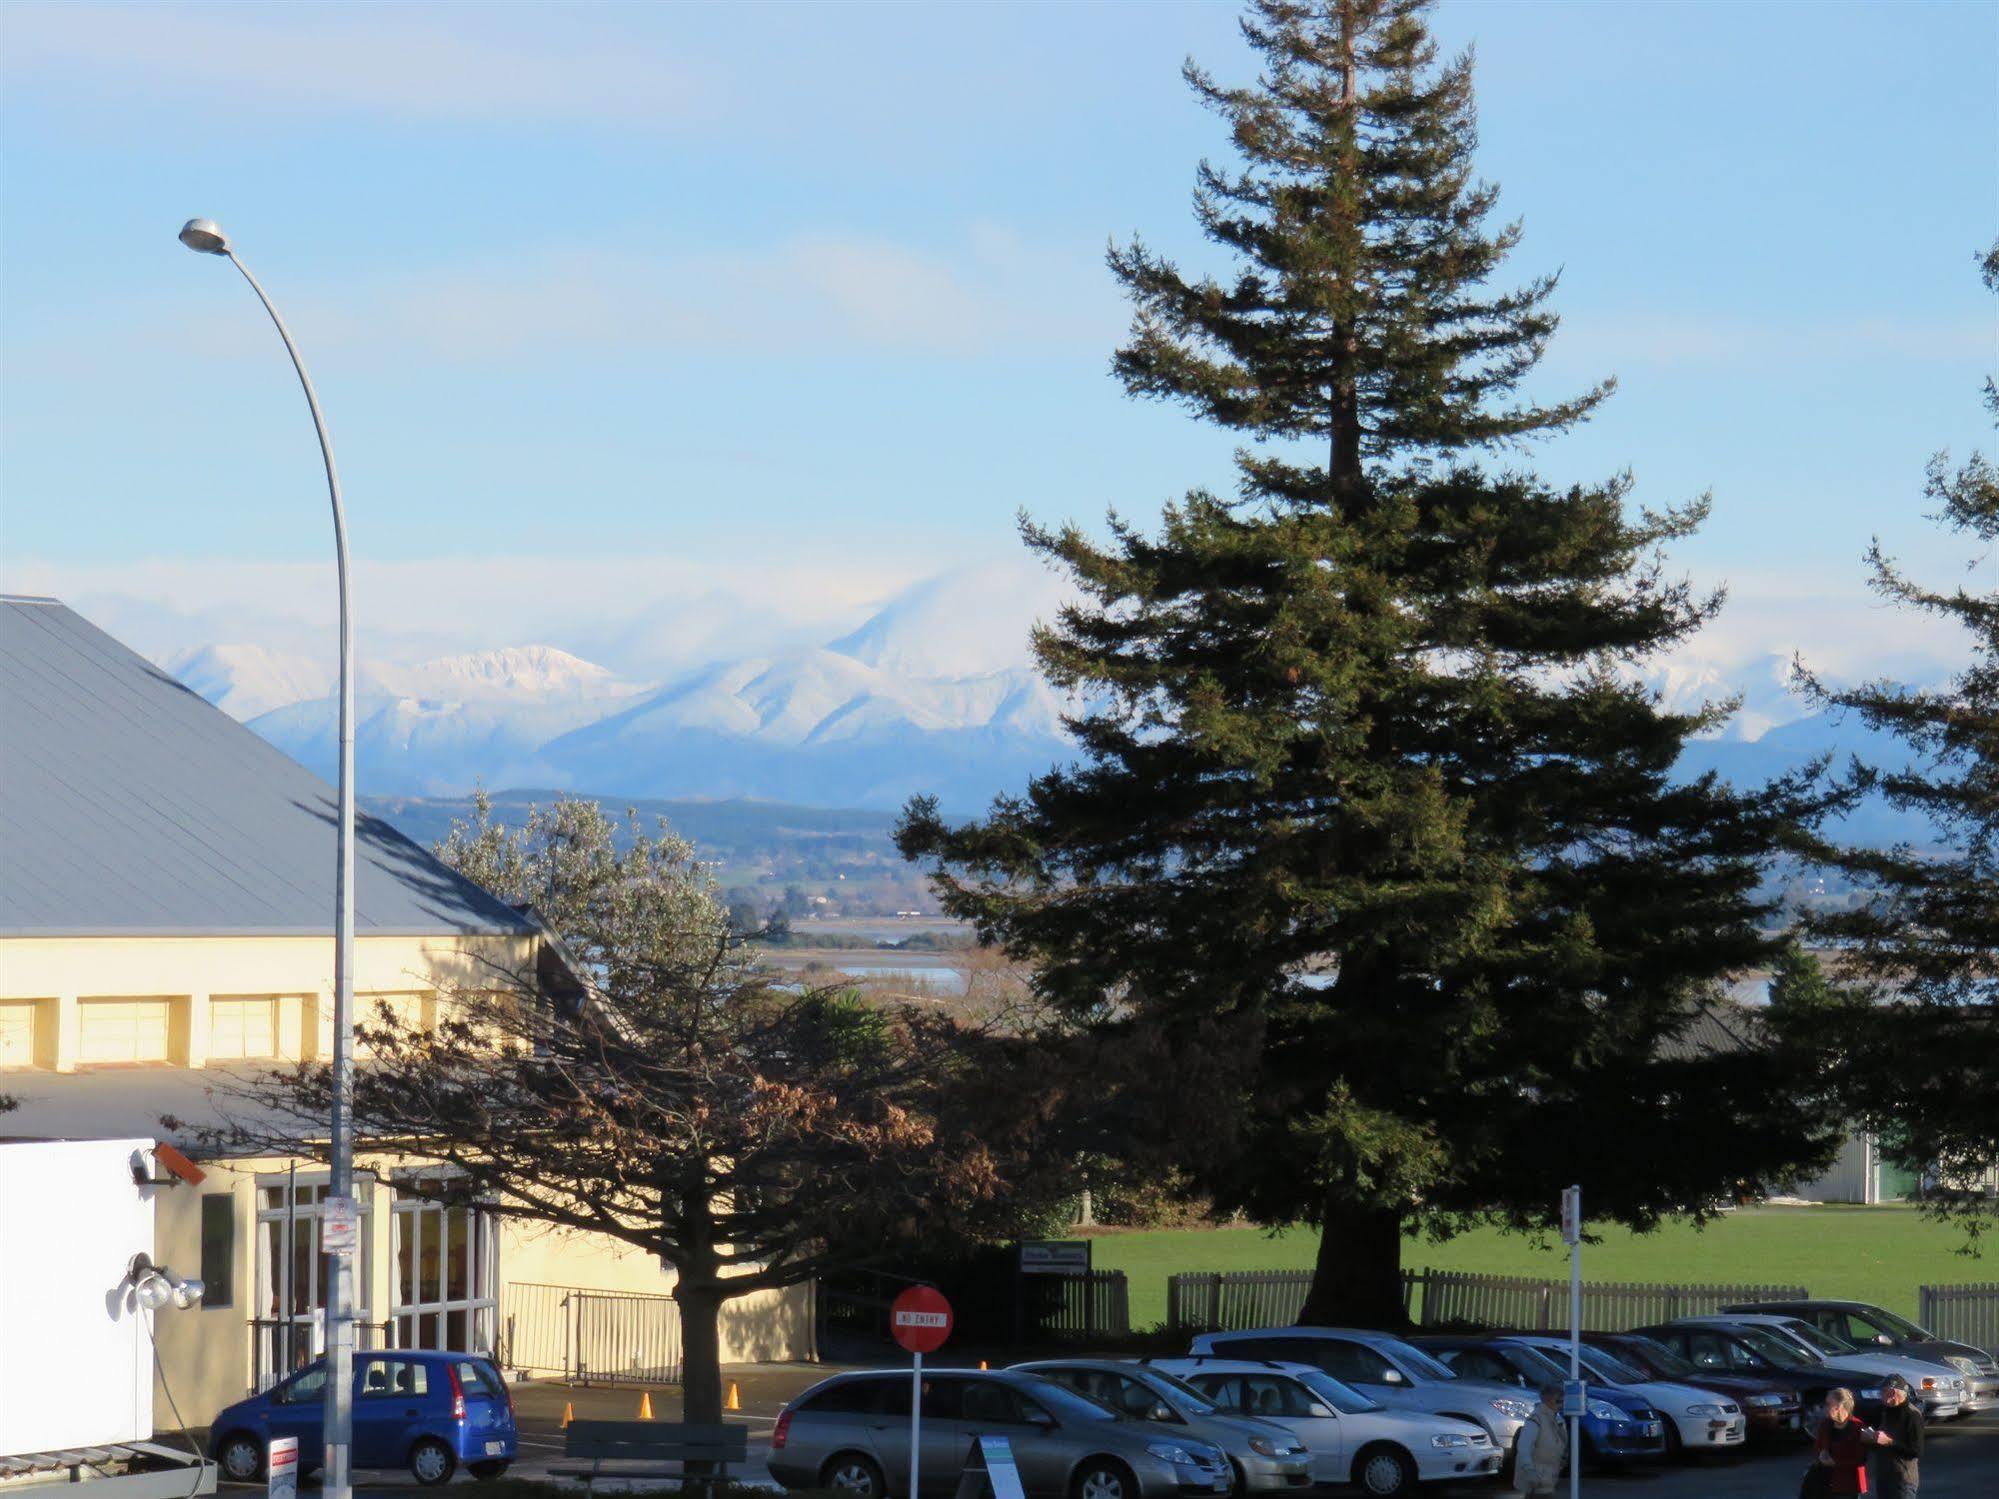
top-left (1246, 1437), bottom-right (1298, 1458)
top-left (1685, 1404), bottom-right (1727, 1416)
top-left (1746, 1394), bottom-right (1784, 1407)
top-left (1947, 1356), bottom-right (1978, 1375)
top-left (1492, 1398), bottom-right (1534, 1420)
top-left (1430, 1434), bottom-right (1474, 1449)
top-left (1146, 1444), bottom-right (1197, 1465)
top-left (1586, 1401), bottom-right (1621, 1420)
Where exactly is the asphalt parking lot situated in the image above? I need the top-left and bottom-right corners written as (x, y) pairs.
top-left (203, 1365), bottom-right (1999, 1497)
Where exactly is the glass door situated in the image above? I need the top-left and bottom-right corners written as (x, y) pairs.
top-left (253, 1177), bottom-right (373, 1390)
top-left (389, 1196), bottom-right (498, 1354)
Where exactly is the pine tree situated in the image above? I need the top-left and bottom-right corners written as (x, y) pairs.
top-left (899, 0), bottom-right (1834, 1324)
top-left (1797, 244), bottom-right (1999, 1216)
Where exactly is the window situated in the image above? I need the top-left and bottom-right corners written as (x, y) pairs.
top-left (456, 1361), bottom-right (503, 1399)
top-left (801, 1379), bottom-right (887, 1414)
top-left (1241, 1375), bottom-right (1319, 1419)
top-left (358, 1359), bottom-right (429, 1397)
top-left (281, 1366), bottom-right (327, 1404)
top-left (1185, 1375), bottom-right (1242, 1411)
top-left (199, 1194), bottom-right (235, 1308)
top-left (391, 1197), bottom-right (497, 1354)
top-left (960, 1380), bottom-right (1019, 1425)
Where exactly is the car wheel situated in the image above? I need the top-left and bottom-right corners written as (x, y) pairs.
top-left (469, 1460), bottom-right (512, 1481)
top-left (1351, 1444), bottom-right (1416, 1498)
top-left (217, 1434), bottom-right (264, 1483)
top-left (410, 1438), bottom-right (457, 1487)
top-left (821, 1452), bottom-right (888, 1499)
top-left (1662, 1420), bottom-right (1686, 1462)
top-left (1227, 1458), bottom-right (1248, 1498)
top-left (1072, 1458), bottom-right (1136, 1499)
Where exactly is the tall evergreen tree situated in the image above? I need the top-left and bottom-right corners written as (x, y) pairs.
top-left (1795, 245), bottom-right (1998, 1219)
top-left (899, 0), bottom-right (1834, 1324)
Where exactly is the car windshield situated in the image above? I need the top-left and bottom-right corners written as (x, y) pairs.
top-left (1850, 1307), bottom-right (1930, 1342)
top-left (1739, 1327), bottom-right (1819, 1366)
top-left (1374, 1338), bottom-right (1457, 1381)
top-left (1574, 1346), bottom-right (1644, 1384)
top-left (1499, 1344), bottom-right (1570, 1383)
top-left (1618, 1336), bottom-right (1699, 1379)
top-left (1779, 1321), bottom-right (1855, 1357)
top-left (1294, 1369), bottom-right (1384, 1415)
top-left (1139, 1369), bottom-right (1219, 1414)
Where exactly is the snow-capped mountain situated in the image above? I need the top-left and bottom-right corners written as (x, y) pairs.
top-left (160, 573), bottom-right (1938, 832)
top-left (166, 643), bottom-right (333, 721)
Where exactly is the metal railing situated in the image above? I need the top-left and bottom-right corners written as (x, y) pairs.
top-left (501, 1281), bottom-right (684, 1385)
top-left (1918, 1283), bottom-right (1999, 1351)
top-left (1165, 1267), bottom-right (1809, 1333)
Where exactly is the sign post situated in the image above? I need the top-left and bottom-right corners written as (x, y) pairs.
top-left (892, 1286), bottom-right (954, 1499)
top-left (1561, 1184), bottom-right (1582, 1499)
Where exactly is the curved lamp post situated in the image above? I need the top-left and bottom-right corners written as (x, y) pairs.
top-left (179, 218), bottom-right (357, 1499)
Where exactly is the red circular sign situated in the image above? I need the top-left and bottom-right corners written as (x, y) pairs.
top-left (890, 1285), bottom-right (954, 1354)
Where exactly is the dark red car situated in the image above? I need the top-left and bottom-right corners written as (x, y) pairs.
top-left (1583, 1332), bottom-right (1805, 1441)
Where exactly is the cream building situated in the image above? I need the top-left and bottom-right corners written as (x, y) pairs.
top-left (0, 596), bottom-right (812, 1426)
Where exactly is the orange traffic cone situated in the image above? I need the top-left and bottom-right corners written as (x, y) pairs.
top-left (726, 1383), bottom-right (742, 1412)
top-left (639, 1390), bottom-right (654, 1420)
top-left (979, 1360), bottom-right (989, 1371)
top-left (561, 1401), bottom-right (574, 1428)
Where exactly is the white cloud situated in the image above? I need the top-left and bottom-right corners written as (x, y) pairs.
top-left (0, 3), bottom-right (713, 128)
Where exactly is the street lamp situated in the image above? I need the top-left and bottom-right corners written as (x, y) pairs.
top-left (179, 217), bottom-right (358, 1499)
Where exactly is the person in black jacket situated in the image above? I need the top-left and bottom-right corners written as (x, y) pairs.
top-left (1871, 1374), bottom-right (1925, 1497)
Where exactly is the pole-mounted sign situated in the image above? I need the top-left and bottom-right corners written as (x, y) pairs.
top-left (893, 1285), bottom-right (954, 1499)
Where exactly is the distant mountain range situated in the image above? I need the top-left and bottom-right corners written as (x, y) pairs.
top-left (159, 578), bottom-right (1935, 843)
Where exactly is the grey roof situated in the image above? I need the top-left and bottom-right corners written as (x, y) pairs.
top-left (0, 1063), bottom-right (300, 1150)
top-left (0, 596), bottom-right (531, 938)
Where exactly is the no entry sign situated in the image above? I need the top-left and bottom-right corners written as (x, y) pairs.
top-left (891, 1285), bottom-right (953, 1354)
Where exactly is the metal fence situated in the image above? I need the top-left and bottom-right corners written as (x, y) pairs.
top-left (1166, 1267), bottom-right (1809, 1334)
top-left (501, 1281), bottom-right (684, 1385)
top-left (1919, 1283), bottom-right (1999, 1351)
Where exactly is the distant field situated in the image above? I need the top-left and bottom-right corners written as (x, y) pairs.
top-left (1086, 1206), bottom-right (1991, 1330)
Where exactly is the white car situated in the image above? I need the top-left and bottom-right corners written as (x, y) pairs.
top-left (1675, 1315), bottom-right (1966, 1419)
top-left (1186, 1327), bottom-right (1534, 1453)
top-left (1147, 1359), bottom-right (1500, 1497)
top-left (1509, 1336), bottom-right (1746, 1456)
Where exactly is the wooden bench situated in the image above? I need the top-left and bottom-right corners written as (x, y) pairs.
top-left (551, 1420), bottom-right (751, 1488)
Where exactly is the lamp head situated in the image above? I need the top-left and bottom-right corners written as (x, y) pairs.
top-left (178, 219), bottom-right (230, 255)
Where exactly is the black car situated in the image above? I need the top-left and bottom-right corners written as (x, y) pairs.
top-left (1722, 1299), bottom-right (1998, 1414)
top-left (1633, 1322), bottom-right (1888, 1424)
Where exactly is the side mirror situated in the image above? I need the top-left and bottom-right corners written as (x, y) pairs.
top-left (1024, 1408), bottom-right (1056, 1428)
top-left (1874, 1334), bottom-right (1894, 1347)
top-left (1148, 1403), bottom-right (1176, 1423)
top-left (1306, 1403), bottom-right (1336, 1418)
top-left (1381, 1369), bottom-right (1405, 1385)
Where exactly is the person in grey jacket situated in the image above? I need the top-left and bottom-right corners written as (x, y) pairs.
top-left (1513, 1384), bottom-right (1569, 1496)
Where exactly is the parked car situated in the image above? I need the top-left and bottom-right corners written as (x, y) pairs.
top-left (1722, 1298), bottom-right (1999, 1413)
top-left (1185, 1327), bottom-right (1534, 1456)
top-left (1669, 1315), bottom-right (1966, 1419)
top-left (1503, 1335), bottom-right (1747, 1459)
top-left (1412, 1336), bottom-right (1668, 1466)
top-left (1146, 1358), bottom-right (1501, 1496)
top-left (207, 1352), bottom-right (517, 1486)
top-left (1011, 1360), bottom-right (1313, 1495)
top-left (1581, 1331), bottom-right (1804, 1440)
top-left (768, 1368), bottom-right (1235, 1499)
top-left (1633, 1321), bottom-right (1890, 1423)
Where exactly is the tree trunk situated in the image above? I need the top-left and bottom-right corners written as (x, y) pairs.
top-left (1295, 1190), bottom-right (1408, 1329)
top-left (676, 1276), bottom-right (725, 1428)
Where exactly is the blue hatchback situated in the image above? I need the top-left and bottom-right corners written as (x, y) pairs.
top-left (209, 1351), bottom-right (518, 1486)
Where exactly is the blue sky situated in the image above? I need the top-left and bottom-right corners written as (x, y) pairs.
top-left (0, 0), bottom-right (1992, 682)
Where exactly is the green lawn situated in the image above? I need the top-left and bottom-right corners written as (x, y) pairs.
top-left (1086, 1206), bottom-right (1991, 1331)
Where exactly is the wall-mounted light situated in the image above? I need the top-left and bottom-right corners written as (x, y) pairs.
top-left (125, 1253), bottom-right (205, 1311)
